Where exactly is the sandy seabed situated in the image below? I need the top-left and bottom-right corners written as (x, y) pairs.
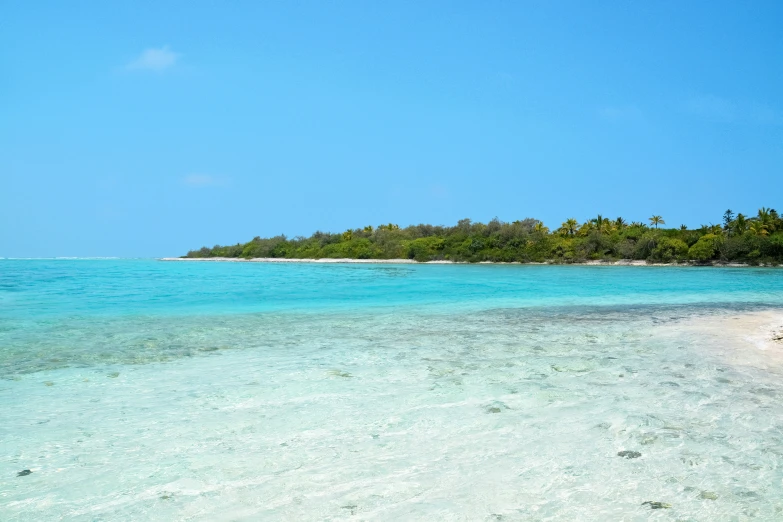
top-left (5, 308), bottom-right (783, 520)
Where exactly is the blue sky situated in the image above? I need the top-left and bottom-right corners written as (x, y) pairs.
top-left (2, 1), bottom-right (782, 257)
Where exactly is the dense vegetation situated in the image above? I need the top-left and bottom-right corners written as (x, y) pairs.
top-left (185, 208), bottom-right (783, 265)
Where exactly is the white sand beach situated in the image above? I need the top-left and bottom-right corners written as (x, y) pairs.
top-left (663, 310), bottom-right (783, 371)
top-left (160, 257), bottom-right (762, 267)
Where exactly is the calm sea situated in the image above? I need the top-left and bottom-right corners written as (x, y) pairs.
top-left (2, 260), bottom-right (783, 520)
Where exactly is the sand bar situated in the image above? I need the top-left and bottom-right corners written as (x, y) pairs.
top-left (160, 257), bottom-right (760, 267)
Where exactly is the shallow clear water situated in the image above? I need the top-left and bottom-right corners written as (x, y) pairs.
top-left (2, 260), bottom-right (783, 520)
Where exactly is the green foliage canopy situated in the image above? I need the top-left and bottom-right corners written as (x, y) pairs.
top-left (184, 208), bottom-right (783, 265)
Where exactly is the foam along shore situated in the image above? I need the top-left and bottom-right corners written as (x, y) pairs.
top-left (159, 257), bottom-right (759, 267)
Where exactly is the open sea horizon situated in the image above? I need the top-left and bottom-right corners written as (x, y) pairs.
top-left (2, 259), bottom-right (783, 520)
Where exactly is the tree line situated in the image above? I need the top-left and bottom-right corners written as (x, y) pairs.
top-left (184, 208), bottom-right (783, 264)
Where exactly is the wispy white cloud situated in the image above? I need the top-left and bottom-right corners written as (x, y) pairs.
top-left (126, 46), bottom-right (180, 72)
top-left (685, 95), bottom-right (780, 125)
top-left (495, 72), bottom-right (516, 89)
top-left (597, 105), bottom-right (642, 123)
top-left (182, 174), bottom-right (223, 187)
top-left (685, 95), bottom-right (736, 123)
top-left (744, 101), bottom-right (780, 125)
top-left (430, 184), bottom-right (449, 199)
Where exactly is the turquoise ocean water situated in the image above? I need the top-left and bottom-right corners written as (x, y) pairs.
top-left (2, 260), bottom-right (783, 520)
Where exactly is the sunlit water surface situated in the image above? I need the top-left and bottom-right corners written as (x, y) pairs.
top-left (2, 260), bottom-right (783, 520)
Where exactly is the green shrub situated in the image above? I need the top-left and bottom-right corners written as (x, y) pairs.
top-left (688, 234), bottom-right (718, 261)
top-left (761, 233), bottom-right (783, 258)
top-left (407, 237), bottom-right (445, 261)
top-left (650, 237), bottom-right (689, 262)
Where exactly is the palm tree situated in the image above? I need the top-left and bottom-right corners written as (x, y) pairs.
top-left (615, 217), bottom-right (627, 230)
top-left (342, 230), bottom-right (353, 241)
top-left (363, 225), bottom-right (373, 233)
top-left (649, 215), bottom-right (665, 229)
top-left (630, 221), bottom-right (644, 228)
top-left (560, 218), bottom-right (578, 236)
top-left (772, 209), bottom-right (782, 232)
top-left (748, 221), bottom-right (769, 236)
top-left (758, 207), bottom-right (776, 232)
top-left (577, 222), bottom-right (593, 236)
top-left (758, 207), bottom-right (772, 224)
top-left (534, 221), bottom-right (549, 234)
top-left (591, 214), bottom-right (611, 234)
top-left (680, 224), bottom-right (688, 231)
top-left (732, 214), bottom-right (748, 235)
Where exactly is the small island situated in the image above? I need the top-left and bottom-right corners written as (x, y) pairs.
top-left (180, 208), bottom-right (783, 265)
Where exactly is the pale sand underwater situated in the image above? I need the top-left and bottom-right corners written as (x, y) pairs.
top-left (3, 309), bottom-right (783, 520)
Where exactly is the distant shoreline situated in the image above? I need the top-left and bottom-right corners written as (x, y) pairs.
top-left (159, 257), bottom-right (767, 267)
